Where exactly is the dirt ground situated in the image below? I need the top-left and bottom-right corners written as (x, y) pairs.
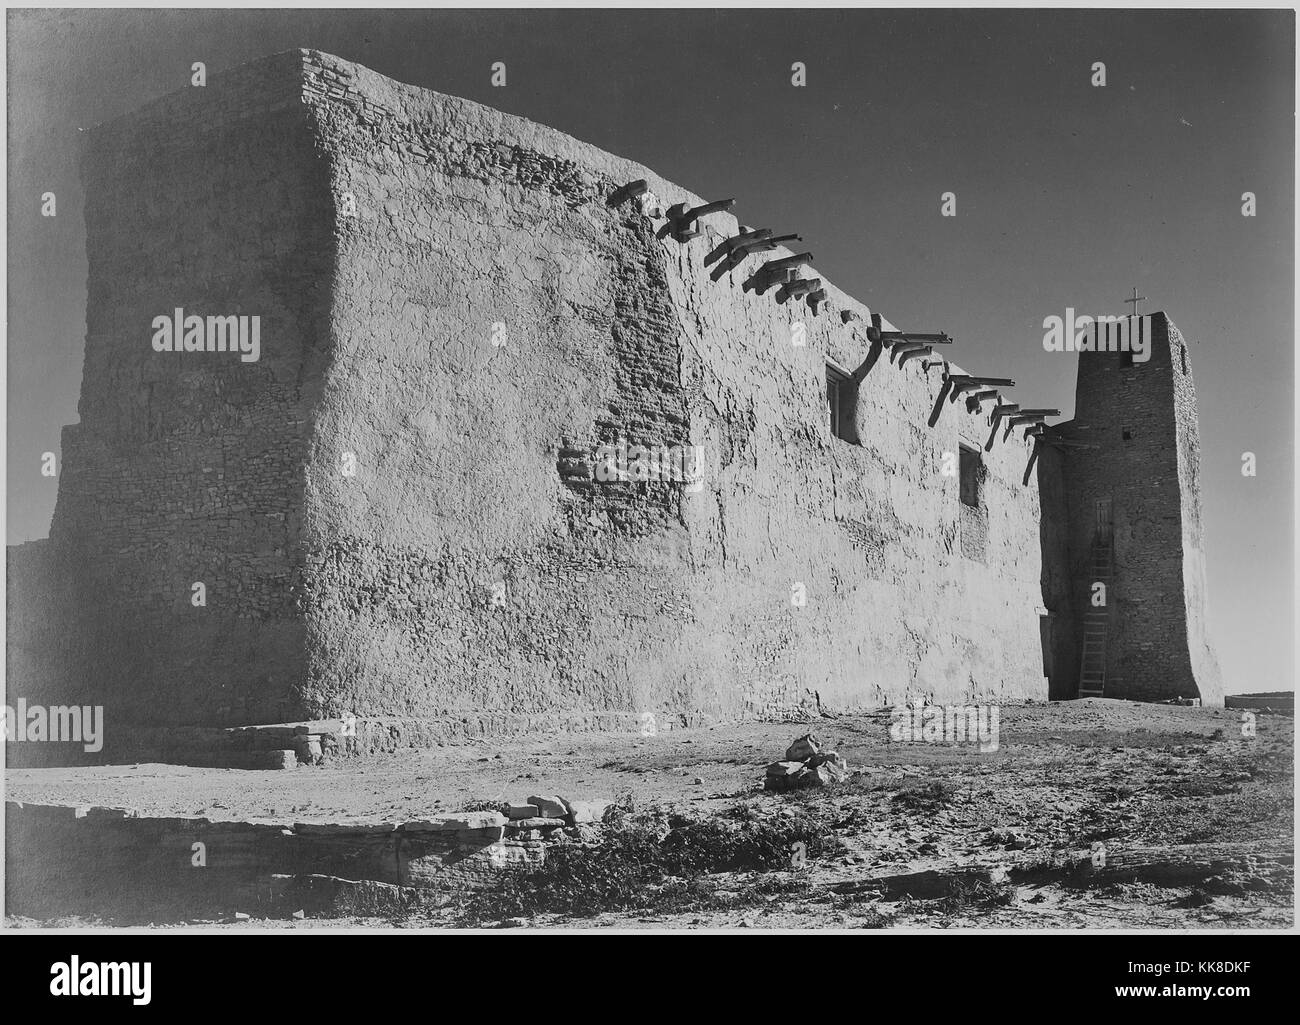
top-left (5, 698), bottom-right (1294, 929)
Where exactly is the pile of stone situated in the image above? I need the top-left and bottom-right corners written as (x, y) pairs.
top-left (507, 796), bottom-right (612, 827)
top-left (765, 733), bottom-right (849, 792)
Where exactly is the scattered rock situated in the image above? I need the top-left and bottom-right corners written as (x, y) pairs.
top-left (810, 763), bottom-right (848, 786)
top-left (505, 803), bottom-right (540, 820)
top-left (765, 736), bottom-right (850, 791)
top-left (529, 795), bottom-right (569, 819)
top-left (785, 734), bottom-right (821, 761)
top-left (810, 750), bottom-right (847, 771)
top-left (254, 750), bottom-right (298, 771)
top-left (561, 800), bottom-right (611, 824)
top-left (764, 761), bottom-right (808, 791)
top-left (293, 737), bottom-right (323, 765)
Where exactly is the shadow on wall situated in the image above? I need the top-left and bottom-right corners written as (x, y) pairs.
top-left (1035, 443), bottom-right (1077, 700)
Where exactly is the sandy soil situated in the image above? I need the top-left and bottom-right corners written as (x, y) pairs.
top-left (5, 699), bottom-right (1293, 929)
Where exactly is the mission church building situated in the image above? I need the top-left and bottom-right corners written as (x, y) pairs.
top-left (6, 50), bottom-right (1222, 758)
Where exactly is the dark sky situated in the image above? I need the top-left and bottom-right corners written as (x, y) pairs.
top-left (6, 8), bottom-right (1294, 693)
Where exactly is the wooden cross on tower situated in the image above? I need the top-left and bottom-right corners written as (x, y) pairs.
top-left (1124, 286), bottom-right (1147, 317)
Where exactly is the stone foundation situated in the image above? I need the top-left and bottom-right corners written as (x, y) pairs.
top-left (4, 800), bottom-right (595, 918)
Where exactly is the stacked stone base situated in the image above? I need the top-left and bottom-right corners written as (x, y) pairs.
top-left (4, 800), bottom-right (604, 920)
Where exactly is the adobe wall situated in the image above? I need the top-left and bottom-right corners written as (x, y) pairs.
top-left (9, 49), bottom-right (1072, 739)
top-left (5, 540), bottom-right (74, 707)
top-left (1168, 319), bottom-right (1225, 704)
top-left (18, 51), bottom-right (338, 725)
top-left (1059, 314), bottom-right (1223, 705)
top-left (1034, 446), bottom-right (1078, 700)
top-left (294, 49), bottom-right (1052, 730)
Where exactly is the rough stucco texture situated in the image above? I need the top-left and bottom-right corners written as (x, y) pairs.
top-left (7, 49), bottom-right (1220, 737)
top-left (292, 49), bottom-right (1048, 732)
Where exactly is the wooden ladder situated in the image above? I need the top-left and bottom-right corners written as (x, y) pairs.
top-left (1078, 502), bottom-right (1113, 698)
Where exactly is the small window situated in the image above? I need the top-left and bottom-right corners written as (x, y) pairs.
top-left (959, 444), bottom-right (982, 508)
top-left (1180, 345), bottom-right (1188, 375)
top-left (1122, 428), bottom-right (1133, 441)
top-left (826, 363), bottom-right (855, 443)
